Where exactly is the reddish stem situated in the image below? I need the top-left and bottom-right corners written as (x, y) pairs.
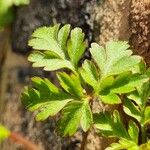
top-left (9, 132), bottom-right (39, 150)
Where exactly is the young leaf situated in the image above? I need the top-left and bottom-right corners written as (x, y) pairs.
top-left (21, 77), bottom-right (72, 121)
top-left (80, 101), bottom-right (93, 132)
top-left (90, 41), bottom-right (141, 79)
top-left (123, 99), bottom-right (141, 122)
top-left (94, 111), bottom-right (129, 139)
top-left (106, 138), bottom-right (139, 150)
top-left (57, 72), bottom-right (84, 98)
top-left (128, 121), bottom-right (139, 143)
top-left (99, 93), bottom-right (121, 104)
top-left (110, 73), bottom-right (149, 94)
top-left (0, 125), bottom-right (10, 142)
top-left (67, 27), bottom-right (86, 66)
top-left (58, 101), bottom-right (92, 136)
top-left (79, 60), bottom-right (99, 90)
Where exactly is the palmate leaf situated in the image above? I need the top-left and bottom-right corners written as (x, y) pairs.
top-left (90, 41), bottom-right (141, 79)
top-left (106, 138), bottom-right (139, 150)
top-left (58, 101), bottom-right (93, 136)
top-left (94, 111), bottom-right (129, 139)
top-left (28, 24), bottom-right (87, 71)
top-left (21, 77), bottom-right (72, 121)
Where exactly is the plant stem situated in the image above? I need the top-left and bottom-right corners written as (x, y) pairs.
top-left (80, 131), bottom-right (89, 150)
top-left (9, 132), bottom-right (39, 150)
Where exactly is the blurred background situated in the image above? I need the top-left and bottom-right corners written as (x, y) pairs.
top-left (0, 0), bottom-right (150, 149)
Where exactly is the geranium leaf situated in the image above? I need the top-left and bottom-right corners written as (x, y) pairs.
top-left (28, 24), bottom-right (66, 59)
top-left (58, 101), bottom-right (92, 136)
top-left (21, 77), bottom-right (72, 121)
top-left (90, 41), bottom-right (141, 79)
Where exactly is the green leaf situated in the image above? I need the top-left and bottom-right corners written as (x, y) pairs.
top-left (90, 41), bottom-right (141, 79)
top-left (94, 111), bottom-right (129, 139)
top-left (0, 0), bottom-right (29, 28)
top-left (58, 24), bottom-right (71, 55)
top-left (67, 27), bottom-right (86, 66)
top-left (0, 125), bottom-right (10, 142)
top-left (29, 24), bottom-right (66, 59)
top-left (21, 77), bottom-right (72, 121)
top-left (123, 99), bottom-right (141, 122)
top-left (143, 106), bottom-right (150, 125)
top-left (110, 73), bottom-right (149, 94)
top-left (106, 138), bottom-right (139, 150)
top-left (81, 101), bottom-right (93, 132)
top-left (99, 93), bottom-right (121, 104)
top-left (13, 0), bottom-right (30, 6)
top-left (28, 51), bottom-right (75, 71)
top-left (80, 60), bottom-right (99, 90)
top-left (128, 121), bottom-right (139, 143)
top-left (58, 101), bottom-right (92, 136)
top-left (127, 91), bottom-right (142, 106)
top-left (57, 72), bottom-right (84, 98)
top-left (140, 141), bottom-right (150, 150)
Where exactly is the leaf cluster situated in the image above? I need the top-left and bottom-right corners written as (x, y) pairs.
top-left (21, 24), bottom-right (150, 149)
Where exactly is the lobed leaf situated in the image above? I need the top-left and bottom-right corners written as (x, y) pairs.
top-left (123, 99), bottom-right (141, 122)
top-left (57, 72), bottom-right (84, 98)
top-left (90, 41), bottom-right (141, 79)
top-left (28, 24), bottom-right (65, 59)
top-left (128, 121), bottom-right (139, 143)
top-left (67, 27), bottom-right (86, 66)
top-left (80, 60), bottom-right (99, 90)
top-left (58, 101), bottom-right (92, 136)
top-left (28, 51), bottom-right (75, 72)
top-left (21, 77), bottom-right (72, 121)
top-left (94, 111), bottom-right (129, 139)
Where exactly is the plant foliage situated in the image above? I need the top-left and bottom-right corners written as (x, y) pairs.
top-left (0, 125), bottom-right (10, 142)
top-left (21, 24), bottom-right (150, 149)
top-left (0, 0), bottom-right (29, 29)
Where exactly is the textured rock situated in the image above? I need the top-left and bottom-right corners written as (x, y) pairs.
top-left (129, 0), bottom-right (150, 65)
top-left (88, 0), bottom-right (131, 45)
